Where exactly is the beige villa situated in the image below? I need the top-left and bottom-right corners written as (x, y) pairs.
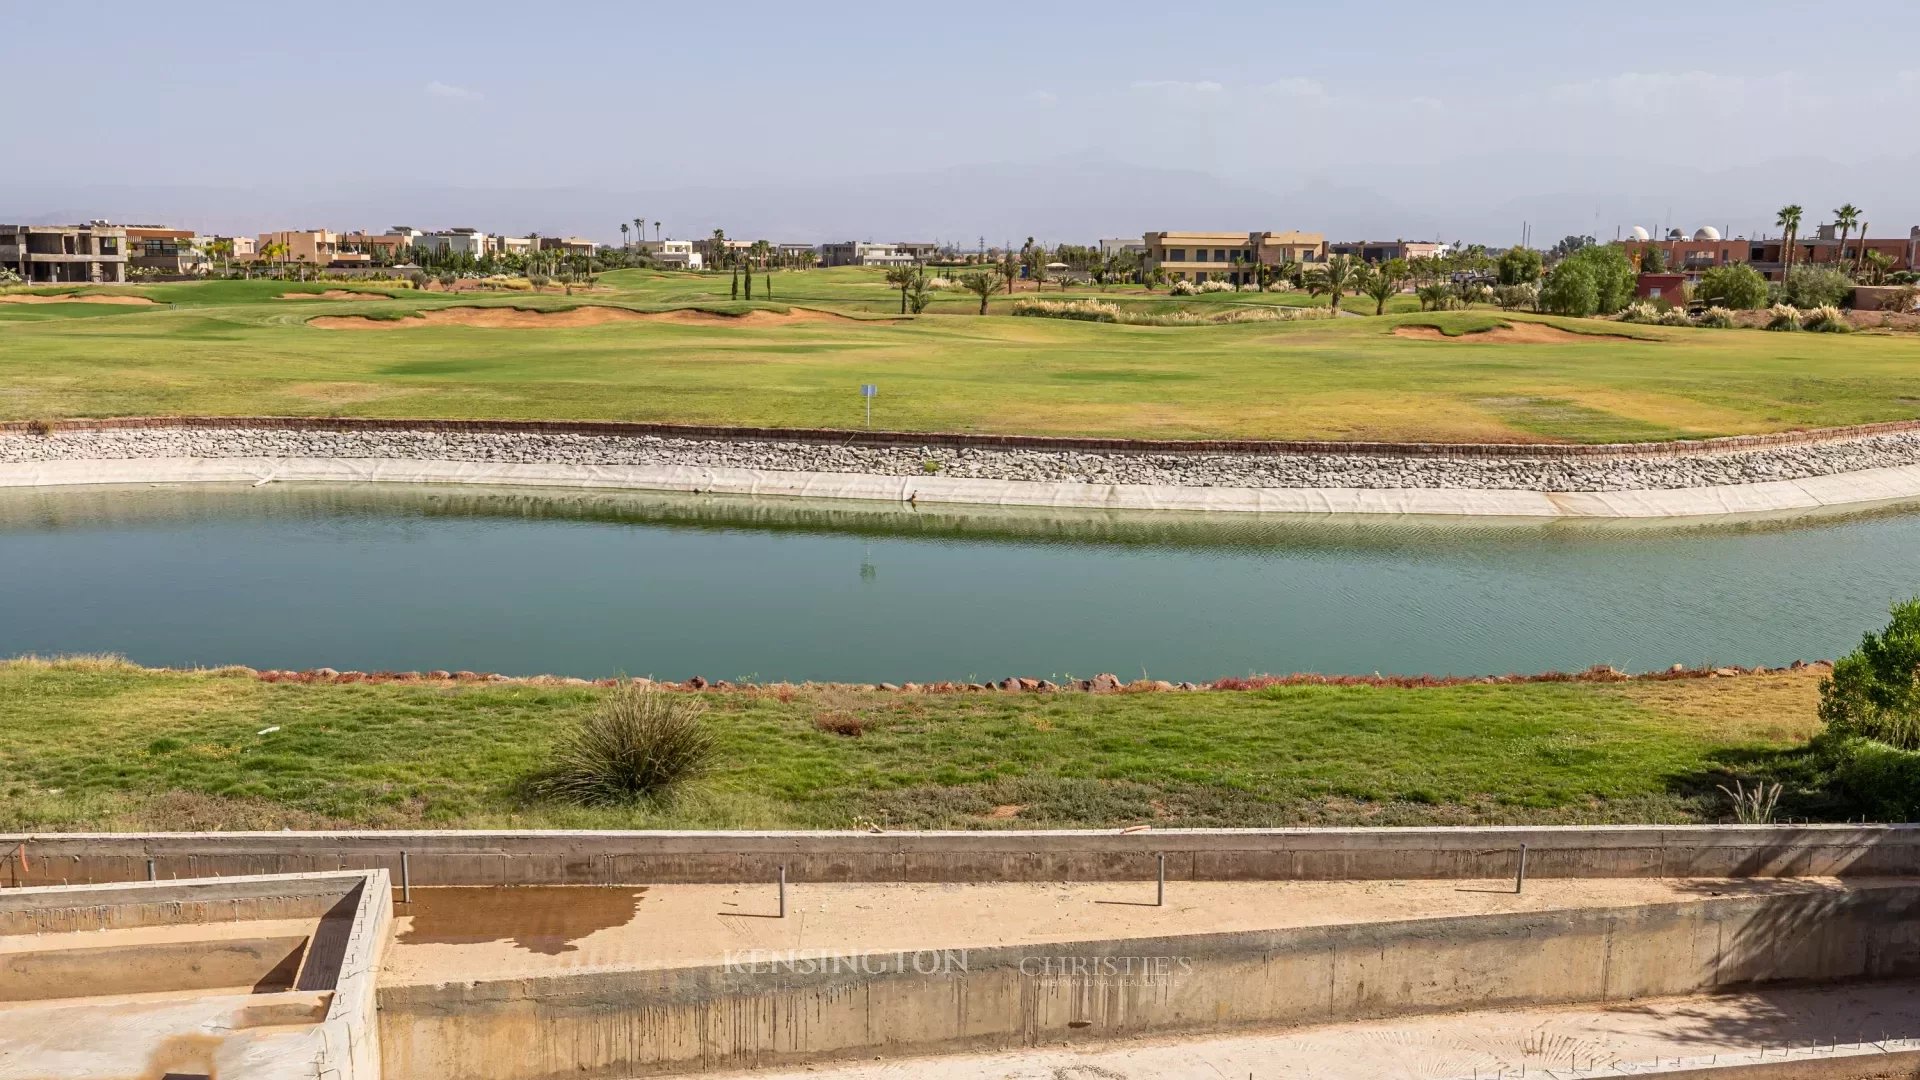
top-left (1142, 230), bottom-right (1326, 285)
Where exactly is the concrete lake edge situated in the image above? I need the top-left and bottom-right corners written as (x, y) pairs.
top-left (17, 418), bottom-right (1920, 516)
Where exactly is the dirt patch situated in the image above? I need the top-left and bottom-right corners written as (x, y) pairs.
top-left (308, 305), bottom-right (866, 330)
top-left (1392, 322), bottom-right (1638, 343)
top-left (0, 292), bottom-right (156, 306)
top-left (278, 289), bottom-right (387, 300)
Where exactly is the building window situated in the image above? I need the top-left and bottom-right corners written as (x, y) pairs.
top-left (1214, 249), bottom-right (1228, 260)
top-left (1166, 249), bottom-right (1185, 261)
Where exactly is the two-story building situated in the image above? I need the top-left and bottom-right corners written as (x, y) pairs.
top-left (819, 241), bottom-right (916, 267)
top-left (639, 238), bottom-right (702, 270)
top-left (1142, 231), bottom-right (1326, 285)
top-left (1, 222), bottom-right (128, 283)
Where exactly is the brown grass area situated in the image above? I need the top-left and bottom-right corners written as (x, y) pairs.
top-left (308, 305), bottom-right (864, 330)
top-left (0, 292), bottom-right (156, 306)
top-left (1609, 668), bottom-right (1825, 744)
top-left (1393, 322), bottom-right (1638, 344)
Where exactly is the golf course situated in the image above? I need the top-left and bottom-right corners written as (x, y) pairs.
top-left (6, 267), bottom-right (1920, 443)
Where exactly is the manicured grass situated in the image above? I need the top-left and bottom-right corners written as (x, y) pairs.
top-left (0, 657), bottom-right (1830, 831)
top-left (4, 270), bottom-right (1920, 442)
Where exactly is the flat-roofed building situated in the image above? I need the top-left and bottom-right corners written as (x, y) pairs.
top-left (242, 229), bottom-right (365, 268)
top-left (125, 225), bottom-right (205, 274)
top-left (639, 238), bottom-right (702, 270)
top-left (539, 236), bottom-right (598, 256)
top-left (1142, 230), bottom-right (1325, 285)
top-left (0, 222), bottom-right (128, 283)
top-left (819, 241), bottom-right (915, 267)
top-left (1328, 239), bottom-right (1448, 264)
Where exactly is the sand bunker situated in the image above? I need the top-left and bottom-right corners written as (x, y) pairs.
top-left (0, 292), bottom-right (156, 306)
top-left (308, 305), bottom-right (864, 330)
top-left (1392, 322), bottom-right (1636, 343)
top-left (278, 290), bottom-right (388, 300)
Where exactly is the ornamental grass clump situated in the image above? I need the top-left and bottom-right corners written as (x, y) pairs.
top-left (1618, 301), bottom-right (1661, 324)
top-left (1657, 306), bottom-right (1693, 327)
top-left (1009, 298), bottom-right (1121, 322)
top-left (1197, 279), bottom-right (1237, 293)
top-left (1803, 304), bottom-right (1852, 333)
top-left (1694, 306), bottom-right (1736, 329)
top-left (535, 682), bottom-right (715, 805)
top-left (1765, 303), bottom-right (1803, 331)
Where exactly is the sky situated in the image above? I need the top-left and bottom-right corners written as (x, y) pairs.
top-left (7, 0), bottom-right (1920, 245)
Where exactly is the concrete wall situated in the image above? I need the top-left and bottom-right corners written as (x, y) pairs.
top-left (8, 825), bottom-right (1920, 888)
top-left (375, 883), bottom-right (1920, 1078)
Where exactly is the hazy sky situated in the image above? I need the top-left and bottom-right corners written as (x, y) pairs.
top-left (8, 1), bottom-right (1920, 244)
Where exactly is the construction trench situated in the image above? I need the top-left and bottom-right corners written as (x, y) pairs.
top-left (5, 825), bottom-right (1920, 1079)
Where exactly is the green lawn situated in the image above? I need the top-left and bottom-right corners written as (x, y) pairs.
top-left (4, 270), bottom-right (1919, 442)
top-left (0, 657), bottom-right (1830, 831)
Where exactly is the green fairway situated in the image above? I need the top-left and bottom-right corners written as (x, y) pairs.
top-left (4, 270), bottom-right (1919, 442)
top-left (0, 657), bottom-right (1828, 831)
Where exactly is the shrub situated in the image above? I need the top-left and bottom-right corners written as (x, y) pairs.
top-left (1694, 306), bottom-right (1736, 328)
top-left (1804, 303), bottom-right (1852, 333)
top-left (0, 267), bottom-right (22, 285)
top-left (535, 682), bottom-right (715, 804)
top-left (1496, 246), bottom-right (1542, 285)
top-left (1820, 599), bottom-right (1920, 750)
top-left (1825, 737), bottom-right (1920, 821)
top-left (1765, 303), bottom-right (1803, 331)
top-left (1657, 306), bottom-right (1693, 326)
top-left (1168, 279), bottom-right (1197, 296)
top-left (406, 270), bottom-right (428, 288)
top-left (812, 712), bottom-right (868, 737)
top-left (1882, 285), bottom-right (1919, 314)
top-left (1197, 279), bottom-right (1236, 293)
top-left (1782, 265), bottom-right (1852, 309)
top-left (1694, 264), bottom-right (1768, 310)
top-left (1010, 298), bottom-right (1119, 322)
top-left (528, 272), bottom-right (551, 288)
top-left (26, 418), bottom-right (55, 436)
top-left (1492, 283), bottom-right (1538, 311)
top-left (1618, 301), bottom-right (1661, 324)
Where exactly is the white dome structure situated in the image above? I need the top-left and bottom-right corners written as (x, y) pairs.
top-left (1629, 226), bottom-right (1651, 241)
top-left (1693, 226), bottom-right (1722, 241)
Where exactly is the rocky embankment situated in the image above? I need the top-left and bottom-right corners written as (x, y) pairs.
top-left (9, 426), bottom-right (1920, 492)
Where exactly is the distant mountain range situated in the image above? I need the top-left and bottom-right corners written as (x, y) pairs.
top-left (5, 153), bottom-right (1916, 248)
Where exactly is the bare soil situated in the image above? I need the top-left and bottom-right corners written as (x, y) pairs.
top-left (0, 293), bottom-right (156, 306)
top-left (277, 290), bottom-right (385, 300)
top-left (307, 306), bottom-right (864, 330)
top-left (1393, 322), bottom-right (1636, 344)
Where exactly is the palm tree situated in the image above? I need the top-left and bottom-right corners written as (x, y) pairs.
top-left (1303, 254), bottom-right (1360, 313)
top-left (1362, 259), bottom-right (1407, 315)
top-left (885, 264), bottom-right (918, 313)
top-left (620, 222), bottom-right (630, 249)
top-left (1834, 204), bottom-right (1862, 271)
top-left (634, 217), bottom-right (645, 246)
top-left (204, 238), bottom-right (233, 278)
top-left (652, 221), bottom-right (661, 245)
top-left (710, 228), bottom-right (729, 271)
top-left (961, 271), bottom-right (1001, 315)
top-left (1776, 204), bottom-right (1803, 275)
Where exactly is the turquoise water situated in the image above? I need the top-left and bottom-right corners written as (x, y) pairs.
top-left (2, 483), bottom-right (1916, 681)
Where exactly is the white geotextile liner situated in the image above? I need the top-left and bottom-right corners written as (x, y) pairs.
top-left (6, 456), bottom-right (1920, 519)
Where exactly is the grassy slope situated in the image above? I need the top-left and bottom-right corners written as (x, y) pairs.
top-left (4, 271), bottom-right (1919, 442)
top-left (0, 657), bottom-right (1828, 832)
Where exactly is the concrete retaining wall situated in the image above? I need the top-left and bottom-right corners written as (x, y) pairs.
top-left (375, 884), bottom-right (1920, 1078)
top-left (11, 454), bottom-right (1920, 518)
top-left (8, 825), bottom-right (1920, 888)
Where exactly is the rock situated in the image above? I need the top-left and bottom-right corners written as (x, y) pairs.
top-left (1178, 681), bottom-right (1199, 691)
top-left (901, 682), bottom-right (921, 693)
top-left (1670, 664), bottom-right (1686, 673)
top-left (1149, 680), bottom-right (1175, 692)
top-left (877, 682), bottom-right (900, 692)
top-left (313, 667), bottom-right (339, 679)
top-left (1712, 667), bottom-right (1740, 677)
top-left (1089, 673), bottom-right (1123, 692)
top-left (965, 683), bottom-right (987, 692)
top-left (999, 677), bottom-right (1023, 691)
top-left (427, 669), bottom-right (452, 680)
top-left (1036, 680), bottom-right (1058, 692)
top-left (687, 676), bottom-right (709, 689)
top-left (452, 670), bottom-right (478, 681)
top-left (1789, 659), bottom-right (1807, 670)
top-left (1018, 677), bottom-right (1041, 691)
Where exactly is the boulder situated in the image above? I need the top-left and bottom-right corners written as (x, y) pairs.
top-left (687, 675), bottom-right (709, 689)
top-left (1089, 673), bottom-right (1123, 692)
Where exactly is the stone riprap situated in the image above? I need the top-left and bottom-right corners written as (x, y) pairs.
top-left (9, 426), bottom-right (1920, 492)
